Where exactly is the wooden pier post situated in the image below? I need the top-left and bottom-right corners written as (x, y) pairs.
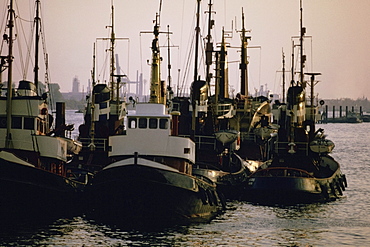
top-left (333, 106), bottom-right (335, 119)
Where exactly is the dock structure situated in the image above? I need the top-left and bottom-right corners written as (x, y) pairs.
top-left (322, 105), bottom-right (368, 123)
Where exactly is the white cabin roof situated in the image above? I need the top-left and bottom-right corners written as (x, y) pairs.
top-left (131, 103), bottom-right (169, 117)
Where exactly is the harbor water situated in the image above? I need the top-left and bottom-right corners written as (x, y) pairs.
top-left (0, 110), bottom-right (369, 246)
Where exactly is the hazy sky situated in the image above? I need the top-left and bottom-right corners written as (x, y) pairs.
top-left (2, 0), bottom-right (370, 99)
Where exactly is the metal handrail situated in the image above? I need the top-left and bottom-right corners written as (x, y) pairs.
top-left (275, 141), bottom-right (309, 155)
top-left (79, 137), bottom-right (108, 151)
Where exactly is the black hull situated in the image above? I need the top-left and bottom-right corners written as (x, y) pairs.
top-left (193, 166), bottom-right (248, 201)
top-left (244, 169), bottom-right (347, 205)
top-left (0, 158), bottom-right (82, 221)
top-left (87, 164), bottom-right (223, 227)
top-left (193, 153), bottom-right (250, 201)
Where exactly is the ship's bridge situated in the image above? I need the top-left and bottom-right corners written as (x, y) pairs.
top-left (109, 103), bottom-right (195, 163)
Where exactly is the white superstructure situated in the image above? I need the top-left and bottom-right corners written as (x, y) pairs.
top-left (109, 103), bottom-right (195, 164)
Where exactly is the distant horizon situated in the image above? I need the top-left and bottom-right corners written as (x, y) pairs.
top-left (3, 0), bottom-right (370, 100)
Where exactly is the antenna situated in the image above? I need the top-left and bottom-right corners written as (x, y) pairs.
top-left (158, 0), bottom-right (162, 25)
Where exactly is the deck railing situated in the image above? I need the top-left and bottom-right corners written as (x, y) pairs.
top-left (79, 138), bottom-right (108, 152)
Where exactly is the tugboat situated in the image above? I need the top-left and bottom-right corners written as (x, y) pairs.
top-left (244, 1), bottom-right (347, 205)
top-left (188, 1), bottom-right (249, 200)
top-left (87, 11), bottom-right (224, 227)
top-left (76, 4), bottom-right (127, 172)
top-left (229, 9), bottom-right (276, 163)
top-left (0, 0), bottom-right (84, 221)
top-left (172, 1), bottom-right (271, 201)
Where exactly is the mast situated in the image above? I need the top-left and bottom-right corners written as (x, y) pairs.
top-left (282, 50), bottom-right (285, 103)
top-left (34, 0), bottom-right (40, 91)
top-left (190, 0), bottom-right (202, 138)
top-left (110, 4), bottom-right (116, 100)
top-left (193, 0), bottom-right (201, 82)
top-left (290, 40), bottom-right (295, 86)
top-left (205, 0), bottom-right (214, 89)
top-left (90, 43), bottom-right (96, 145)
top-left (299, 0), bottom-right (305, 86)
top-left (218, 27), bottom-right (229, 100)
top-left (240, 9), bottom-right (250, 96)
top-left (166, 25), bottom-right (175, 104)
top-left (167, 25), bottom-right (171, 90)
top-left (5, 0), bottom-right (15, 148)
top-left (305, 72), bottom-right (320, 123)
top-left (149, 13), bottom-right (163, 104)
top-left (92, 43), bottom-right (96, 87)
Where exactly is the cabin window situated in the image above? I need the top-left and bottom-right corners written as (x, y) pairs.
top-left (138, 118), bottom-right (147, 128)
top-left (99, 114), bottom-right (108, 122)
top-left (0, 116), bottom-right (6, 128)
top-left (99, 102), bottom-right (108, 109)
top-left (149, 118), bottom-right (157, 129)
top-left (128, 118), bottom-right (137, 129)
top-left (11, 116), bottom-right (22, 129)
top-left (24, 117), bottom-right (35, 130)
top-left (172, 103), bottom-right (179, 112)
top-left (159, 119), bottom-right (168, 129)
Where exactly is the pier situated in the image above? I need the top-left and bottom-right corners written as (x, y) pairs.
top-left (321, 105), bottom-right (369, 123)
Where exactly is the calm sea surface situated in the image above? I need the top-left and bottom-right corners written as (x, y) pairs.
top-left (0, 110), bottom-right (369, 246)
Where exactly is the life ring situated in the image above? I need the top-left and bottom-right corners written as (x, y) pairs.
top-left (287, 142), bottom-right (297, 154)
top-left (40, 107), bottom-right (48, 115)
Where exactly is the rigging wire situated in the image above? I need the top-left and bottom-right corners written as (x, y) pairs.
top-left (97, 25), bottom-right (112, 84)
top-left (178, 0), bottom-right (186, 95)
top-left (39, 3), bottom-right (55, 111)
top-left (179, 2), bottom-right (198, 96)
top-left (180, 30), bottom-right (195, 96)
top-left (24, 2), bottom-right (37, 80)
top-left (0, 1), bottom-right (7, 35)
top-left (0, 2), bottom-right (9, 59)
top-left (13, 2), bottom-right (29, 80)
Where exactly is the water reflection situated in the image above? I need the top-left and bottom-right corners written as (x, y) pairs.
top-left (271, 203), bottom-right (331, 219)
top-left (5, 217), bottom-right (196, 247)
top-left (0, 198), bottom-right (369, 246)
